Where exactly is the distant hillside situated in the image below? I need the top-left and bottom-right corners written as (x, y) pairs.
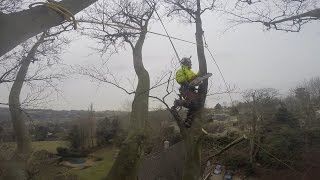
top-left (0, 107), bottom-right (127, 123)
top-left (0, 107), bottom-right (182, 132)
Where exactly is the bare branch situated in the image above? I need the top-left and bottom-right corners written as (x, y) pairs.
top-left (0, 0), bottom-right (23, 13)
top-left (164, 0), bottom-right (197, 22)
top-left (204, 135), bottom-right (247, 162)
top-left (80, 0), bottom-right (156, 56)
top-left (77, 65), bottom-right (136, 95)
top-left (225, 0), bottom-right (320, 32)
top-left (200, 0), bottom-right (216, 15)
top-left (149, 95), bottom-right (170, 109)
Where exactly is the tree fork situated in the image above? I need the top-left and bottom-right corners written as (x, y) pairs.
top-left (105, 18), bottom-right (151, 178)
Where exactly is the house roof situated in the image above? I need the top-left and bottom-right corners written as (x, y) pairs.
top-left (138, 141), bottom-right (185, 180)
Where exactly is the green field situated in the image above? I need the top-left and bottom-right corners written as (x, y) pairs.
top-left (0, 141), bottom-right (115, 180)
top-left (0, 141), bottom-right (115, 179)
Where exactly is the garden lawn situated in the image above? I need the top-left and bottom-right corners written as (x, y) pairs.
top-left (70, 147), bottom-right (115, 180)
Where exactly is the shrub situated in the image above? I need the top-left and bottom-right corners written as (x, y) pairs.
top-left (34, 125), bottom-right (49, 141)
top-left (96, 117), bottom-right (120, 146)
top-left (56, 147), bottom-right (70, 156)
top-left (113, 130), bottom-right (128, 147)
top-left (67, 125), bottom-right (82, 150)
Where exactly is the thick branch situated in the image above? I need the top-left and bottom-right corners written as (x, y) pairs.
top-left (0, 0), bottom-right (97, 57)
top-left (266, 8), bottom-right (320, 26)
top-left (205, 135), bottom-right (247, 162)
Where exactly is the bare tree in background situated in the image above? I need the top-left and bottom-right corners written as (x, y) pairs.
top-left (80, 0), bottom-right (156, 179)
top-left (305, 77), bottom-right (320, 106)
top-left (0, 52), bottom-right (22, 85)
top-left (1, 37), bottom-right (67, 104)
top-left (0, 0), bottom-right (23, 13)
top-left (242, 88), bottom-right (279, 164)
top-left (294, 77), bottom-right (320, 152)
top-left (226, 0), bottom-right (320, 32)
top-left (0, 0), bottom-right (98, 56)
top-left (2, 27), bottom-right (69, 180)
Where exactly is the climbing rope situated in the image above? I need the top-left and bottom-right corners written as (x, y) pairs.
top-left (26, 2), bottom-right (233, 104)
top-left (145, 0), bottom-right (180, 61)
top-left (29, 1), bottom-right (77, 30)
top-left (78, 19), bottom-right (196, 46)
top-left (203, 34), bottom-right (234, 105)
top-left (24, 3), bottom-right (302, 175)
top-left (144, 0), bottom-right (234, 106)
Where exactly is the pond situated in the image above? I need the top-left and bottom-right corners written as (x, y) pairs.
top-left (63, 157), bottom-right (86, 164)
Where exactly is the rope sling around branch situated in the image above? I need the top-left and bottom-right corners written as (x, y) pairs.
top-left (29, 1), bottom-right (77, 30)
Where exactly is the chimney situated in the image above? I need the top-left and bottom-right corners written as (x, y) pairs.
top-left (164, 140), bottom-right (169, 149)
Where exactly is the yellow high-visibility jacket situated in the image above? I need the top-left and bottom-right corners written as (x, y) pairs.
top-left (176, 65), bottom-right (197, 84)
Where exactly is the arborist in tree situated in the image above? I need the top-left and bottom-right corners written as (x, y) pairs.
top-left (173, 57), bottom-right (200, 128)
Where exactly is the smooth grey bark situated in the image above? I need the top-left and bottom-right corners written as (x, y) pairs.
top-left (5, 33), bottom-right (46, 180)
top-left (105, 26), bottom-right (150, 180)
top-left (130, 32), bottom-right (150, 130)
top-left (195, 0), bottom-right (208, 108)
top-left (0, 0), bottom-right (97, 57)
top-left (182, 118), bottom-right (203, 180)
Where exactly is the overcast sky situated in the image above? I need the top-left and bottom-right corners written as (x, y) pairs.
top-left (1, 5), bottom-right (319, 111)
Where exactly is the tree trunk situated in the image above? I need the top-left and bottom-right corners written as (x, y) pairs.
top-left (182, 1), bottom-right (208, 179)
top-left (195, 0), bottom-right (208, 108)
top-left (249, 137), bottom-right (255, 163)
top-left (105, 29), bottom-right (150, 180)
top-left (249, 103), bottom-right (259, 164)
top-left (0, 0), bottom-right (97, 57)
top-left (5, 34), bottom-right (45, 180)
top-left (249, 118), bottom-right (256, 163)
top-left (130, 33), bottom-right (150, 131)
top-left (182, 116), bottom-right (203, 180)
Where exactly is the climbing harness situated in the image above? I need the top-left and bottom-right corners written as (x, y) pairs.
top-left (145, 1), bottom-right (199, 121)
top-left (29, 1), bottom-right (77, 30)
top-left (145, 0), bottom-right (232, 108)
